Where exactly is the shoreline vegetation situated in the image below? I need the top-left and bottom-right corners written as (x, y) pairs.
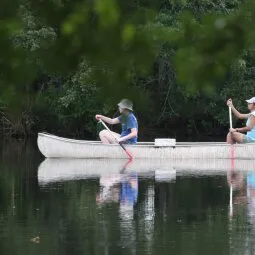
top-left (0, 1), bottom-right (255, 140)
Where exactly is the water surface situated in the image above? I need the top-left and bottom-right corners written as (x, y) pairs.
top-left (0, 140), bottom-right (254, 255)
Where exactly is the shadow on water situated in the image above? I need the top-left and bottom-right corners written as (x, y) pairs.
top-left (1, 140), bottom-right (255, 254)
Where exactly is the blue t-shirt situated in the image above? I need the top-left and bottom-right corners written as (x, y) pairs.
top-left (118, 113), bottom-right (138, 144)
top-left (246, 111), bottom-right (255, 141)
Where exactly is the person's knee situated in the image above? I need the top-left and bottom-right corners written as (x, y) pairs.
top-left (99, 129), bottom-right (107, 138)
top-left (232, 132), bottom-right (244, 143)
top-left (232, 132), bottom-right (238, 139)
top-left (226, 132), bottom-right (232, 140)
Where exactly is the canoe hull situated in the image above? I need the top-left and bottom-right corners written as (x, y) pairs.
top-left (37, 133), bottom-right (255, 159)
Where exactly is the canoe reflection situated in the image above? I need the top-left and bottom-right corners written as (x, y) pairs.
top-left (37, 158), bottom-right (255, 186)
top-left (37, 158), bottom-right (178, 185)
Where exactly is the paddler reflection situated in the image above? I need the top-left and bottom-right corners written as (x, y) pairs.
top-left (227, 168), bottom-right (255, 220)
top-left (247, 172), bottom-right (255, 222)
top-left (96, 160), bottom-right (138, 208)
top-left (227, 169), bottom-right (246, 217)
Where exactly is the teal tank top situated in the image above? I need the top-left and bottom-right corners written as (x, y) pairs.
top-left (246, 111), bottom-right (255, 141)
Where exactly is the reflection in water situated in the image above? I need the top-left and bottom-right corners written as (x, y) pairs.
top-left (227, 168), bottom-right (246, 218)
top-left (3, 141), bottom-right (255, 255)
top-left (96, 160), bottom-right (138, 208)
top-left (95, 160), bottom-right (139, 255)
top-left (227, 166), bottom-right (246, 253)
top-left (119, 174), bottom-right (138, 255)
top-left (227, 162), bottom-right (255, 254)
top-left (141, 184), bottom-right (155, 255)
top-left (37, 157), bottom-right (255, 255)
top-left (246, 172), bottom-right (255, 254)
top-left (247, 173), bottom-right (255, 221)
top-left (97, 173), bottom-right (138, 208)
top-left (95, 160), bottom-right (157, 255)
top-left (119, 173), bottom-right (138, 214)
top-left (38, 158), bottom-right (255, 185)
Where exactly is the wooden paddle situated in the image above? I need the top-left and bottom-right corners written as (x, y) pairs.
top-left (229, 106), bottom-right (233, 130)
top-left (99, 119), bottom-right (133, 160)
top-left (229, 106), bottom-right (235, 157)
top-left (229, 106), bottom-right (234, 218)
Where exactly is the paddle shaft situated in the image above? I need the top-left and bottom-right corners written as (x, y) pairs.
top-left (229, 106), bottom-right (233, 129)
top-left (229, 106), bottom-right (235, 154)
top-left (99, 120), bottom-right (133, 159)
top-left (229, 106), bottom-right (234, 218)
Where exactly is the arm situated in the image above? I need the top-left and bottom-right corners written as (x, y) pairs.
top-left (230, 105), bottom-right (250, 120)
top-left (119, 128), bottom-right (138, 142)
top-left (95, 115), bottom-right (120, 124)
top-left (227, 99), bottom-right (250, 119)
top-left (236, 115), bottom-right (255, 133)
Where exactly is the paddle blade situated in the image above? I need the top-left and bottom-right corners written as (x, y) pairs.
top-left (120, 143), bottom-right (133, 159)
top-left (125, 150), bottom-right (133, 160)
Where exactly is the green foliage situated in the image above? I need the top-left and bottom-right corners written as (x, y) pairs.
top-left (208, 50), bottom-right (255, 126)
top-left (43, 62), bottom-right (102, 136)
top-left (0, 0), bottom-right (255, 138)
top-left (171, 0), bottom-right (254, 92)
top-left (0, 5), bottom-right (57, 136)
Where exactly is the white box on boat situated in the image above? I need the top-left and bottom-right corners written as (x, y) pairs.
top-left (154, 138), bottom-right (176, 147)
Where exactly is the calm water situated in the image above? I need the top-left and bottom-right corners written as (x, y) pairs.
top-left (0, 140), bottom-right (255, 255)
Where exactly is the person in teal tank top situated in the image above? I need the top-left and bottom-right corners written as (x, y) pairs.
top-left (226, 97), bottom-right (255, 144)
top-left (95, 99), bottom-right (138, 144)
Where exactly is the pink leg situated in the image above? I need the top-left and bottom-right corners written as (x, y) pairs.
top-left (226, 132), bottom-right (234, 144)
top-left (232, 132), bottom-right (245, 144)
top-left (99, 130), bottom-right (120, 144)
top-left (99, 130), bottom-right (111, 144)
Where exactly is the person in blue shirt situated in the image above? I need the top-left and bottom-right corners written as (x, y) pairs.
top-left (226, 97), bottom-right (255, 144)
top-left (95, 99), bottom-right (138, 144)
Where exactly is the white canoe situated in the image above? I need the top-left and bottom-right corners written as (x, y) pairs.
top-left (37, 158), bottom-right (255, 185)
top-left (37, 132), bottom-right (255, 159)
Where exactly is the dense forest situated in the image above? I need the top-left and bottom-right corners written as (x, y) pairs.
top-left (1, 0), bottom-right (255, 140)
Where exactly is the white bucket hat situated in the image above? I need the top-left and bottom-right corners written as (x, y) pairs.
top-left (117, 99), bottom-right (133, 111)
top-left (246, 97), bottom-right (255, 104)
